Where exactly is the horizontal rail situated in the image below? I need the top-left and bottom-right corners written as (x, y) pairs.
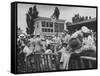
top-left (25, 53), bottom-right (60, 72)
top-left (33, 53), bottom-right (59, 55)
top-left (80, 56), bottom-right (96, 60)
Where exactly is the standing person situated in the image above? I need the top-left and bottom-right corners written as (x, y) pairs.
top-left (33, 33), bottom-right (43, 53)
top-left (41, 37), bottom-right (47, 52)
top-left (46, 36), bottom-right (53, 46)
top-left (68, 26), bottom-right (96, 70)
top-left (67, 37), bottom-right (82, 70)
top-left (53, 34), bottom-right (62, 53)
top-left (57, 43), bottom-right (71, 70)
top-left (22, 43), bottom-right (33, 62)
top-left (63, 30), bottom-right (71, 44)
top-left (69, 26), bottom-right (91, 53)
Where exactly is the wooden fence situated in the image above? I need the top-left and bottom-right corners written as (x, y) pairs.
top-left (26, 53), bottom-right (60, 72)
top-left (25, 53), bottom-right (96, 72)
top-left (68, 54), bottom-right (96, 70)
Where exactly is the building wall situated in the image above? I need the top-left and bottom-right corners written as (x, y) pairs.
top-left (67, 20), bottom-right (96, 34)
top-left (34, 19), bottom-right (65, 36)
top-left (54, 22), bottom-right (64, 32)
top-left (34, 20), bottom-right (41, 35)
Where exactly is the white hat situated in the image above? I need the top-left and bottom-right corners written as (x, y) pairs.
top-left (37, 33), bottom-right (40, 35)
top-left (81, 26), bottom-right (90, 33)
top-left (71, 33), bottom-right (78, 38)
top-left (19, 34), bottom-right (25, 38)
top-left (61, 32), bottom-right (64, 35)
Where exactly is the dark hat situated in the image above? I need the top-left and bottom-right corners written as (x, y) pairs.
top-left (69, 38), bottom-right (82, 49)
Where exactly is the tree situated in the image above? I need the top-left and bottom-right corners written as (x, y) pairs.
top-left (72, 14), bottom-right (80, 23)
top-left (72, 14), bottom-right (88, 23)
top-left (26, 5), bottom-right (39, 35)
top-left (81, 16), bottom-right (85, 21)
top-left (85, 16), bottom-right (88, 20)
top-left (51, 7), bottom-right (60, 20)
top-left (89, 16), bottom-right (91, 19)
top-left (72, 16), bottom-right (75, 23)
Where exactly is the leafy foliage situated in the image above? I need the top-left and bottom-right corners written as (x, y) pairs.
top-left (26, 6), bottom-right (39, 35)
top-left (52, 7), bottom-right (60, 20)
top-left (72, 13), bottom-right (92, 23)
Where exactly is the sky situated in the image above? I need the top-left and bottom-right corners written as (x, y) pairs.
top-left (17, 3), bottom-right (96, 32)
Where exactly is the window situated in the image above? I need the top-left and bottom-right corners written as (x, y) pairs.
top-left (42, 21), bottom-right (45, 27)
top-left (50, 22), bottom-right (53, 27)
top-left (48, 22), bottom-right (50, 27)
top-left (47, 22), bottom-right (49, 27)
top-left (51, 29), bottom-right (53, 32)
top-left (45, 29), bottom-right (47, 32)
top-left (42, 21), bottom-right (53, 28)
top-left (48, 29), bottom-right (50, 32)
top-left (46, 22), bottom-right (50, 27)
top-left (42, 28), bottom-right (53, 32)
top-left (42, 28), bottom-right (45, 32)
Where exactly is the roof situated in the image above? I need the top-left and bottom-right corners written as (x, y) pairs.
top-left (68, 18), bottom-right (96, 26)
top-left (34, 17), bottom-right (65, 22)
top-left (67, 18), bottom-right (97, 32)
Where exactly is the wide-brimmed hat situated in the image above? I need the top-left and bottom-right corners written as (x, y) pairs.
top-left (81, 26), bottom-right (90, 33)
top-left (69, 38), bottom-right (82, 49)
top-left (64, 29), bottom-right (68, 33)
top-left (37, 33), bottom-right (40, 36)
top-left (19, 34), bottom-right (25, 38)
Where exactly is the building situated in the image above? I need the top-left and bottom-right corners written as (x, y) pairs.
top-left (67, 18), bottom-right (97, 34)
top-left (34, 17), bottom-right (65, 36)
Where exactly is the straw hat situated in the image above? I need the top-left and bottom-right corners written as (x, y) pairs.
top-left (19, 34), bottom-right (25, 38)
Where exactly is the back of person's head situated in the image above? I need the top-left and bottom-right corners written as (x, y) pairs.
top-left (62, 43), bottom-right (67, 48)
top-left (69, 38), bottom-right (81, 50)
top-left (46, 44), bottom-right (51, 50)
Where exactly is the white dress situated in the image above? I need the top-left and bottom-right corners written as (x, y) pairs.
top-left (58, 47), bottom-right (71, 70)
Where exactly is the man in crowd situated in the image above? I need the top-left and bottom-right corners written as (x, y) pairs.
top-left (32, 33), bottom-right (43, 53)
top-left (62, 30), bottom-right (71, 44)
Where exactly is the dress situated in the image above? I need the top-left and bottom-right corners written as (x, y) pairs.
top-left (58, 47), bottom-right (71, 70)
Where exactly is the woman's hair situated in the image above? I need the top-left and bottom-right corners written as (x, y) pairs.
top-left (62, 43), bottom-right (67, 48)
top-left (46, 44), bottom-right (51, 49)
top-left (69, 38), bottom-right (82, 50)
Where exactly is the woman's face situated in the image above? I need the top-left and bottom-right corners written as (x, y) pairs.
top-left (50, 45), bottom-right (54, 50)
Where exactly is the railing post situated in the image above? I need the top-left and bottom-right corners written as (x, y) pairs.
top-left (28, 53), bottom-right (60, 72)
